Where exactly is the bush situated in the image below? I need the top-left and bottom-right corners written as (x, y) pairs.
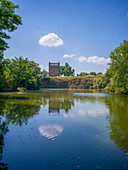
top-left (17, 87), bottom-right (26, 92)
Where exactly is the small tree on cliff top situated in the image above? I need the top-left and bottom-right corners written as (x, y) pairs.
top-left (60, 63), bottom-right (75, 76)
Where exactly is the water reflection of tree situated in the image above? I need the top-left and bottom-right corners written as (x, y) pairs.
top-left (105, 95), bottom-right (128, 154)
top-left (0, 94), bottom-right (43, 169)
top-left (47, 91), bottom-right (104, 114)
top-left (0, 115), bottom-right (9, 169)
top-left (0, 92), bottom-right (75, 167)
top-left (4, 103), bottom-right (41, 126)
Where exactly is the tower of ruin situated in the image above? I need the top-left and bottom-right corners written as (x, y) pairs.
top-left (49, 62), bottom-right (60, 77)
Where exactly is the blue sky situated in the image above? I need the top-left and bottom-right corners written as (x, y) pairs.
top-left (4, 0), bottom-right (128, 74)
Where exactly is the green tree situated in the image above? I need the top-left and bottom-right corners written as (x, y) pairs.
top-left (108, 40), bottom-right (128, 94)
top-left (0, 0), bottom-right (22, 91)
top-left (77, 72), bottom-right (88, 76)
top-left (3, 56), bottom-right (42, 91)
top-left (89, 72), bottom-right (96, 75)
top-left (97, 72), bottom-right (102, 75)
top-left (0, 0), bottom-right (22, 59)
top-left (0, 93), bottom-right (42, 166)
top-left (60, 63), bottom-right (75, 76)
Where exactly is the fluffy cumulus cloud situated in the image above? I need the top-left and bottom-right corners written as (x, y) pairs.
top-left (87, 56), bottom-right (111, 65)
top-left (39, 33), bottom-right (64, 47)
top-left (63, 54), bottom-right (75, 58)
top-left (78, 56), bottom-right (87, 62)
top-left (39, 124), bottom-right (63, 140)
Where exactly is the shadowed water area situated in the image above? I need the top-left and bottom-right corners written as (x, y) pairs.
top-left (0, 90), bottom-right (128, 169)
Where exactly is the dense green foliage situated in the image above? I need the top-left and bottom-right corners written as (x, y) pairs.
top-left (95, 74), bottom-right (110, 89)
top-left (60, 62), bottom-right (75, 76)
top-left (90, 71), bottom-right (96, 76)
top-left (0, 1), bottom-right (42, 92)
top-left (107, 40), bottom-right (128, 94)
top-left (0, 0), bottom-right (22, 91)
top-left (97, 72), bottom-right (103, 75)
top-left (0, 0), bottom-right (22, 59)
top-left (1, 57), bottom-right (42, 91)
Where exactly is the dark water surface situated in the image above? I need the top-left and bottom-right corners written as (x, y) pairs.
top-left (0, 90), bottom-right (128, 170)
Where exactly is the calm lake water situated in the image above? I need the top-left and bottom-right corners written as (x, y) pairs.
top-left (0, 90), bottom-right (128, 170)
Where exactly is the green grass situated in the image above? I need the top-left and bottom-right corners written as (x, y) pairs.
top-left (49, 75), bottom-right (104, 81)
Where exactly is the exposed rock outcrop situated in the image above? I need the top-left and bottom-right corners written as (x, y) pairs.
top-left (41, 77), bottom-right (94, 89)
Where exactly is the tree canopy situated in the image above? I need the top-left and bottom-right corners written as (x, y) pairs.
top-left (97, 72), bottom-right (103, 75)
top-left (90, 72), bottom-right (96, 76)
top-left (60, 63), bottom-right (75, 76)
top-left (77, 72), bottom-right (88, 76)
top-left (0, 0), bottom-right (22, 59)
top-left (0, 0), bottom-right (22, 91)
top-left (108, 40), bottom-right (128, 94)
top-left (2, 57), bottom-right (42, 91)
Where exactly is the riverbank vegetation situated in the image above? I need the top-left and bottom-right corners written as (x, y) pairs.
top-left (106, 40), bottom-right (128, 94)
top-left (1, 57), bottom-right (42, 91)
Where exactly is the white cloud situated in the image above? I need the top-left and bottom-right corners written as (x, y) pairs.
top-left (87, 56), bottom-right (111, 65)
top-left (78, 56), bottom-right (87, 62)
top-left (39, 64), bottom-right (44, 71)
top-left (39, 64), bottom-right (49, 71)
top-left (105, 58), bottom-right (111, 63)
top-left (39, 33), bottom-right (64, 47)
top-left (63, 54), bottom-right (75, 58)
top-left (39, 124), bottom-right (63, 139)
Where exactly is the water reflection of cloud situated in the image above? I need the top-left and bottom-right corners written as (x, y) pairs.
top-left (74, 93), bottom-right (107, 97)
top-left (39, 124), bottom-right (63, 139)
top-left (79, 109), bottom-right (87, 116)
top-left (78, 107), bottom-right (108, 117)
top-left (87, 107), bottom-right (108, 117)
top-left (64, 113), bottom-right (74, 118)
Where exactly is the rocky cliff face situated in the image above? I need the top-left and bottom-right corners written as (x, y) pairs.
top-left (41, 77), bottom-right (94, 89)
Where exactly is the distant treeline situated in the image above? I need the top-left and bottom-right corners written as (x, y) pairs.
top-left (77, 72), bottom-right (102, 76)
